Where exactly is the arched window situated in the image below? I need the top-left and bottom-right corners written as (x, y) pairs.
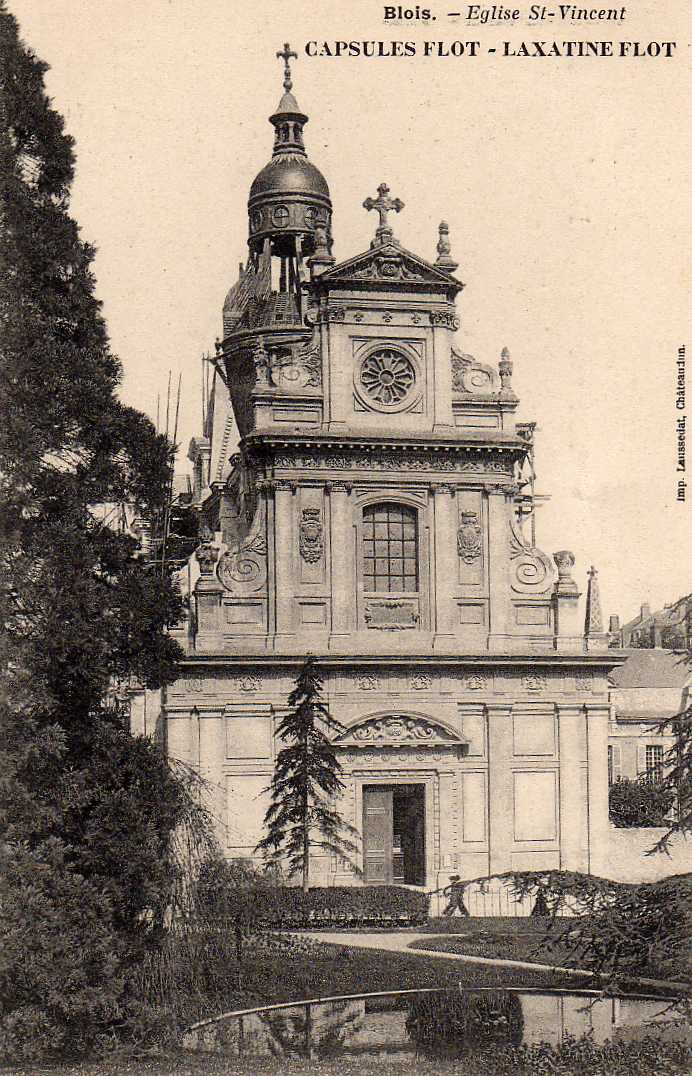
top-left (362, 503), bottom-right (419, 594)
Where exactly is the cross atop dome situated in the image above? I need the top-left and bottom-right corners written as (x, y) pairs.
top-left (276, 42), bottom-right (298, 94)
top-left (363, 183), bottom-right (404, 247)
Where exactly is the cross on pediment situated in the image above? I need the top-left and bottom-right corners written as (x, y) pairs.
top-left (363, 183), bottom-right (405, 246)
top-left (276, 42), bottom-right (298, 92)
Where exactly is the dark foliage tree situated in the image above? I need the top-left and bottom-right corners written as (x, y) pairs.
top-left (649, 602), bottom-right (692, 855)
top-left (255, 657), bottom-right (360, 891)
top-left (508, 869), bottom-right (691, 986)
top-left (609, 776), bottom-right (674, 829)
top-left (0, 5), bottom-right (210, 1058)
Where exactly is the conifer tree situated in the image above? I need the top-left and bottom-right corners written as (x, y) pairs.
top-left (256, 657), bottom-right (359, 892)
top-left (0, 5), bottom-right (207, 1059)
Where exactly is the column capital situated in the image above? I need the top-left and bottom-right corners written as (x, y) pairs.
top-left (275, 479), bottom-right (297, 493)
top-left (430, 482), bottom-right (455, 496)
top-left (326, 480), bottom-right (352, 494)
top-left (485, 703), bottom-right (513, 716)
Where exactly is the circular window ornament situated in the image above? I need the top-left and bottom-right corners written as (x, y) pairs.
top-left (359, 348), bottom-right (416, 408)
top-left (272, 204), bottom-right (289, 228)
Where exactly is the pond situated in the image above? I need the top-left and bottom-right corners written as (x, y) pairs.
top-left (183, 987), bottom-right (689, 1062)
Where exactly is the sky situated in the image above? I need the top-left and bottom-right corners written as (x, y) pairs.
top-left (7, 0), bottom-right (691, 626)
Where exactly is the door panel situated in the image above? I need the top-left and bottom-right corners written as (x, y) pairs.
top-left (362, 786), bottom-right (392, 884)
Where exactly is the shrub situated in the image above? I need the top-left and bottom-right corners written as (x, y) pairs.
top-left (609, 776), bottom-right (674, 827)
top-left (264, 884), bottom-right (430, 928)
top-left (0, 844), bottom-right (128, 1062)
top-left (405, 990), bottom-right (523, 1050)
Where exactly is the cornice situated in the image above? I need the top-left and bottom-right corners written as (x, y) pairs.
top-left (175, 653), bottom-right (627, 670)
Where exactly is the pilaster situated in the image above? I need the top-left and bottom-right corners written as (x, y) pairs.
top-left (273, 481), bottom-right (295, 640)
top-left (431, 483), bottom-right (457, 649)
top-left (487, 703), bottom-right (513, 874)
top-left (328, 481), bottom-right (355, 642)
top-left (557, 704), bottom-right (588, 872)
top-left (586, 703), bottom-right (611, 876)
top-left (487, 487), bottom-right (511, 646)
top-left (430, 320), bottom-right (454, 431)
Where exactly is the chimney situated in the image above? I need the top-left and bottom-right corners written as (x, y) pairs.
top-left (640, 603), bottom-right (651, 620)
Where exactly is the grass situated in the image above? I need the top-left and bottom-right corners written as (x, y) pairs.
top-left (3, 1040), bottom-right (691, 1075)
top-left (142, 933), bottom-right (595, 1031)
top-left (411, 917), bottom-right (576, 967)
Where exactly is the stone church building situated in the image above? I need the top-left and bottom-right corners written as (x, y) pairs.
top-left (149, 48), bottom-right (626, 897)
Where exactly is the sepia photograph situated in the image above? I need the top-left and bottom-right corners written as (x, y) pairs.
top-left (1, 1), bottom-right (690, 1072)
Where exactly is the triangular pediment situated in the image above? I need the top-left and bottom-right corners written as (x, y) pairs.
top-left (336, 714), bottom-right (466, 747)
top-left (317, 242), bottom-right (464, 293)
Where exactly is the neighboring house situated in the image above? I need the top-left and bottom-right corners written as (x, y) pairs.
top-left (609, 595), bottom-right (691, 650)
top-left (608, 648), bottom-right (690, 785)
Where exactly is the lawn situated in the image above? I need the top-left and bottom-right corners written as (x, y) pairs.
top-left (149, 935), bottom-right (594, 1029)
top-left (411, 916), bottom-right (576, 967)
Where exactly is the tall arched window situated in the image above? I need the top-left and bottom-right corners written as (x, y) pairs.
top-left (362, 503), bottom-right (419, 594)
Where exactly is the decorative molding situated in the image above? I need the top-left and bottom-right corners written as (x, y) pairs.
top-left (522, 673), bottom-right (547, 692)
top-left (298, 507), bottom-right (323, 563)
top-left (352, 254), bottom-right (423, 282)
top-left (234, 675), bottom-right (261, 693)
top-left (509, 518), bottom-right (554, 595)
top-left (339, 715), bottom-right (463, 746)
top-left (357, 673), bottom-right (380, 691)
top-left (217, 502), bottom-right (267, 594)
top-left (252, 338), bottom-right (270, 387)
top-left (451, 347), bottom-right (497, 395)
top-left (574, 675), bottom-right (592, 692)
top-left (410, 673), bottom-right (432, 691)
top-left (430, 308), bottom-right (460, 330)
top-left (272, 447), bottom-right (514, 474)
top-left (322, 306), bottom-right (346, 322)
top-left (364, 599), bottom-right (419, 630)
top-left (271, 340), bottom-right (322, 390)
top-left (457, 511), bottom-right (482, 563)
top-left (465, 673), bottom-right (488, 691)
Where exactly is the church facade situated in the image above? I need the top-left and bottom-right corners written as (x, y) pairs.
top-left (161, 48), bottom-right (624, 897)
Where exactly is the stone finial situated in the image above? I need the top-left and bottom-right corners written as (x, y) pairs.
top-left (195, 540), bottom-right (219, 576)
top-left (252, 338), bottom-right (270, 386)
top-left (498, 346), bottom-right (515, 396)
top-left (585, 565), bottom-right (604, 634)
top-left (553, 550), bottom-right (579, 595)
top-left (435, 221), bottom-right (459, 272)
top-left (307, 223), bottom-right (335, 277)
top-left (363, 183), bottom-right (404, 247)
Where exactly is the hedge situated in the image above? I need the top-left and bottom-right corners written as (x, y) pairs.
top-left (263, 884), bottom-right (430, 928)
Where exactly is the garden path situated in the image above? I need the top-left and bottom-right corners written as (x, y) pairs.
top-left (304, 930), bottom-right (596, 980)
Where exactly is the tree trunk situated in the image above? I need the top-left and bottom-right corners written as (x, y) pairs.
top-left (302, 781), bottom-right (310, 893)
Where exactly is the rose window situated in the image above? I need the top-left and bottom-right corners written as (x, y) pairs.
top-left (360, 349), bottom-right (415, 406)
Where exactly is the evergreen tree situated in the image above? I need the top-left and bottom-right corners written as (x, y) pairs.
top-left (0, 6), bottom-right (209, 1058)
top-left (256, 657), bottom-right (360, 892)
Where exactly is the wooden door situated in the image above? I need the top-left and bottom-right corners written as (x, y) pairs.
top-left (362, 786), bottom-right (393, 884)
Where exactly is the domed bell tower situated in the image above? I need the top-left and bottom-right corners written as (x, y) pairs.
top-left (247, 44), bottom-right (333, 306)
top-left (214, 45), bottom-right (332, 545)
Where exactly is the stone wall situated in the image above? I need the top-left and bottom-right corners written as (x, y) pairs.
top-left (604, 827), bottom-right (691, 883)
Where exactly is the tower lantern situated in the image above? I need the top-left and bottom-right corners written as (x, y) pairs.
top-left (247, 42), bottom-right (333, 295)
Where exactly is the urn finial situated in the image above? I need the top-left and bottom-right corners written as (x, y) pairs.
top-left (435, 220), bottom-right (459, 272)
